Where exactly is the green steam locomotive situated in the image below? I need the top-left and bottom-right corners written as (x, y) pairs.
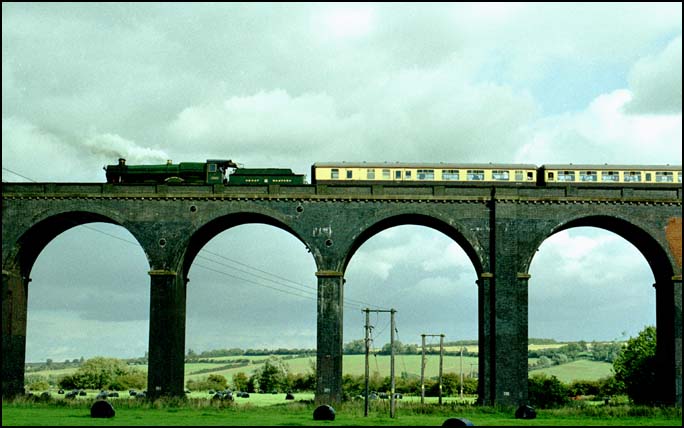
top-left (104, 158), bottom-right (306, 185)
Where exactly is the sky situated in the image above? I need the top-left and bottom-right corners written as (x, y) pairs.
top-left (2, 3), bottom-right (681, 363)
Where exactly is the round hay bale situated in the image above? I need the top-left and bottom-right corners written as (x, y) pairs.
top-left (90, 400), bottom-right (115, 418)
top-left (442, 417), bottom-right (474, 426)
top-left (313, 404), bottom-right (335, 421)
top-left (515, 404), bottom-right (536, 419)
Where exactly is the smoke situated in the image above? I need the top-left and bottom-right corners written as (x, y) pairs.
top-left (82, 133), bottom-right (169, 165)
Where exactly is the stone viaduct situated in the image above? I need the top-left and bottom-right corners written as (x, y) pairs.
top-left (2, 181), bottom-right (682, 406)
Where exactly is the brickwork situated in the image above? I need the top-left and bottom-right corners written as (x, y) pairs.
top-left (2, 182), bottom-right (681, 405)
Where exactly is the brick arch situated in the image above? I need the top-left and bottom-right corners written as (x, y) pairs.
top-left (182, 211), bottom-right (313, 282)
top-left (341, 212), bottom-right (486, 276)
top-left (12, 211), bottom-right (145, 279)
top-left (522, 214), bottom-right (674, 281)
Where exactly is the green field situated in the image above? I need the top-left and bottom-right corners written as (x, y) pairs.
top-left (530, 359), bottom-right (614, 384)
top-left (26, 354), bottom-right (612, 390)
top-left (2, 397), bottom-right (682, 426)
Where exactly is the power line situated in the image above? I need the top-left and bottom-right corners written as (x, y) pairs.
top-left (2, 167), bottom-right (37, 182)
top-left (5, 167), bottom-right (378, 310)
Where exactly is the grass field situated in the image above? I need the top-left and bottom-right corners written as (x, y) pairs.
top-left (2, 396), bottom-right (682, 426)
top-left (26, 354), bottom-right (612, 390)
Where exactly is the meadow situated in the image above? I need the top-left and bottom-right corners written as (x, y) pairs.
top-left (25, 353), bottom-right (614, 387)
top-left (2, 395), bottom-right (682, 426)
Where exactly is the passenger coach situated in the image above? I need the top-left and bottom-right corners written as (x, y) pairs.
top-left (311, 162), bottom-right (538, 184)
top-left (539, 164), bottom-right (682, 185)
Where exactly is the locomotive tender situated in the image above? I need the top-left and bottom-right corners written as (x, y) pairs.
top-left (105, 159), bottom-right (681, 187)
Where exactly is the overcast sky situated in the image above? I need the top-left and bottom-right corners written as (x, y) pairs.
top-left (2, 3), bottom-right (681, 363)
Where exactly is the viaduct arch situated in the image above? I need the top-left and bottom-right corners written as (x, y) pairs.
top-left (2, 182), bottom-right (681, 406)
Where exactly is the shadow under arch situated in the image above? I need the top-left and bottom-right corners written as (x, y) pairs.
top-left (524, 215), bottom-right (674, 282)
top-left (182, 212), bottom-right (312, 281)
top-left (13, 211), bottom-right (144, 279)
top-left (341, 213), bottom-right (484, 276)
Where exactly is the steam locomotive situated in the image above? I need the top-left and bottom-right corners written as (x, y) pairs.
top-left (104, 159), bottom-right (681, 186)
top-left (104, 158), bottom-right (306, 185)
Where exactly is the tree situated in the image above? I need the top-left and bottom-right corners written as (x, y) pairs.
top-left (612, 325), bottom-right (658, 405)
top-left (527, 373), bottom-right (570, 408)
top-left (232, 372), bottom-right (249, 391)
top-left (256, 357), bottom-right (288, 392)
top-left (343, 339), bottom-right (366, 354)
top-left (57, 356), bottom-right (144, 390)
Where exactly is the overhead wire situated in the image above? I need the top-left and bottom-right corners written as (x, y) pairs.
top-left (3, 167), bottom-right (378, 311)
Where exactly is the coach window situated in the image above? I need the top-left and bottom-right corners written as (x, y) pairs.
top-left (367, 169), bottom-right (375, 180)
top-left (467, 170), bottom-right (484, 181)
top-left (601, 171), bottom-right (619, 182)
top-left (515, 170), bottom-right (524, 181)
top-left (492, 170), bottom-right (510, 180)
top-left (678, 172), bottom-right (682, 183)
top-left (382, 169), bottom-right (391, 180)
top-left (656, 171), bottom-right (673, 182)
top-left (625, 171), bottom-right (641, 182)
top-left (331, 168), bottom-right (339, 179)
top-left (580, 171), bottom-right (597, 182)
top-left (443, 169), bottom-right (459, 180)
top-left (417, 169), bottom-right (434, 180)
top-left (405, 170), bottom-right (412, 179)
top-left (395, 170), bottom-right (402, 180)
top-left (346, 170), bottom-right (353, 179)
top-left (558, 171), bottom-right (575, 182)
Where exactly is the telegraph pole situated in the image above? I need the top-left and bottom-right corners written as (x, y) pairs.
top-left (363, 309), bottom-right (371, 417)
top-left (420, 333), bottom-right (445, 405)
top-left (389, 308), bottom-right (396, 419)
top-left (362, 308), bottom-right (397, 418)
top-left (438, 334), bottom-right (444, 405)
top-left (460, 346), bottom-right (464, 399)
top-left (420, 334), bottom-right (426, 404)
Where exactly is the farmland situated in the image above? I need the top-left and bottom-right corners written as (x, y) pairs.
top-left (25, 353), bottom-right (614, 391)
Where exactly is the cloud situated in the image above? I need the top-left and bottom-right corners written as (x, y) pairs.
top-left (515, 89), bottom-right (682, 165)
top-left (623, 36), bottom-right (682, 114)
top-left (2, 116), bottom-right (169, 182)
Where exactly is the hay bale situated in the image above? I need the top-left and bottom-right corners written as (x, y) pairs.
top-left (313, 404), bottom-right (335, 421)
top-left (285, 393), bottom-right (295, 400)
top-left (442, 417), bottom-right (474, 426)
top-left (90, 400), bottom-right (115, 418)
top-left (515, 404), bottom-right (536, 419)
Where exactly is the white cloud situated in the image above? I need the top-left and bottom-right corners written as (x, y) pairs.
top-left (515, 89), bottom-right (682, 165)
top-left (624, 36), bottom-right (682, 114)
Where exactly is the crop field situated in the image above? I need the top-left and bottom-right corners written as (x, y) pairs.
top-left (26, 354), bottom-right (612, 387)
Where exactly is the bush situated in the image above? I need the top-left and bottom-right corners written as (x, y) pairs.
top-left (528, 373), bottom-right (570, 408)
top-left (612, 326), bottom-right (658, 405)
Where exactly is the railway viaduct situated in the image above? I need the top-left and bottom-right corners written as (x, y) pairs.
top-left (2, 181), bottom-right (682, 406)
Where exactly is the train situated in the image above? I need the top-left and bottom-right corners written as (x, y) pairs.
top-left (104, 158), bottom-right (306, 185)
top-left (104, 158), bottom-right (682, 186)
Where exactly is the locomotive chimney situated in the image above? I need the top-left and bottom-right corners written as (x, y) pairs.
top-left (167, 160), bottom-right (173, 165)
top-left (118, 158), bottom-right (126, 166)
